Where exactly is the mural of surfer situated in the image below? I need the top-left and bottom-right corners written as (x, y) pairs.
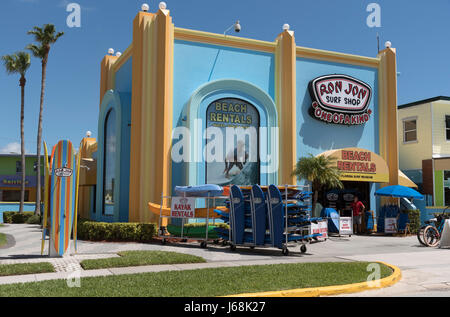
top-left (223, 140), bottom-right (249, 178)
top-left (206, 98), bottom-right (260, 185)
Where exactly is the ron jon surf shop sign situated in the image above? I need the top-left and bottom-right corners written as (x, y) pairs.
top-left (308, 74), bottom-right (372, 125)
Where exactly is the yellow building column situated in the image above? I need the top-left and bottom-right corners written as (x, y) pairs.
top-left (377, 47), bottom-right (399, 186)
top-left (275, 29), bottom-right (297, 185)
top-left (129, 11), bottom-right (154, 222)
top-left (129, 8), bottom-right (174, 223)
top-left (99, 55), bottom-right (118, 106)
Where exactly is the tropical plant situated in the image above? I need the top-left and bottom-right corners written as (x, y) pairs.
top-left (292, 154), bottom-right (343, 215)
top-left (27, 24), bottom-right (64, 215)
top-left (1, 52), bottom-right (31, 213)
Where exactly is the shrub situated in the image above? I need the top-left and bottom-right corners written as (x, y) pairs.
top-left (26, 215), bottom-right (41, 225)
top-left (77, 220), bottom-right (157, 242)
top-left (405, 209), bottom-right (420, 234)
top-left (5, 212), bottom-right (35, 224)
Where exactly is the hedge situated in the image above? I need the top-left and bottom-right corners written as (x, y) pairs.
top-left (77, 219), bottom-right (157, 242)
top-left (404, 209), bottom-right (420, 234)
top-left (3, 212), bottom-right (35, 224)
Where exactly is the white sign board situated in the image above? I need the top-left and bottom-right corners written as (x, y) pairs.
top-left (171, 197), bottom-right (196, 218)
top-left (384, 218), bottom-right (397, 234)
top-left (339, 217), bottom-right (353, 235)
top-left (310, 220), bottom-right (328, 240)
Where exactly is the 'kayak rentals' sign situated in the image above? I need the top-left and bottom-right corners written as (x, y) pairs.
top-left (308, 74), bottom-right (372, 125)
top-left (171, 197), bottom-right (196, 218)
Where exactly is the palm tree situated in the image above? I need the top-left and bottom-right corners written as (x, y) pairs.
top-left (27, 24), bottom-right (64, 215)
top-left (292, 154), bottom-right (343, 216)
top-left (2, 52), bottom-right (31, 213)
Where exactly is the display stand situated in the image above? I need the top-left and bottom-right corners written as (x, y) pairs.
top-left (158, 192), bottom-right (228, 248)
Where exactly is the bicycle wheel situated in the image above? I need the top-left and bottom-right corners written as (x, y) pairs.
top-left (417, 225), bottom-right (427, 246)
top-left (423, 225), bottom-right (440, 247)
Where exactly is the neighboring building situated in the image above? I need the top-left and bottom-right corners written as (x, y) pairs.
top-left (0, 154), bottom-right (46, 202)
top-left (77, 6), bottom-right (415, 223)
top-left (398, 96), bottom-right (450, 205)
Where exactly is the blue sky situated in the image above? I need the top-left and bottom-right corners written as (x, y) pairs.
top-left (0, 0), bottom-right (449, 154)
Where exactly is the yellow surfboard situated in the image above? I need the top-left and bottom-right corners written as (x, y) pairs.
top-left (73, 144), bottom-right (82, 252)
top-left (41, 142), bottom-right (51, 255)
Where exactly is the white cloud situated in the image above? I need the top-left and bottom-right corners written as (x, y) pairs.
top-left (0, 142), bottom-right (21, 154)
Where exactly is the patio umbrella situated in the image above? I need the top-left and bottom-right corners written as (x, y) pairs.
top-left (374, 185), bottom-right (424, 200)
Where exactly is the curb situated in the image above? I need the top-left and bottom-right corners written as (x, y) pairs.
top-left (226, 261), bottom-right (402, 297)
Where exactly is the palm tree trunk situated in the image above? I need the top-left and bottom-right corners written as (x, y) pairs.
top-left (312, 190), bottom-right (319, 218)
top-left (19, 76), bottom-right (26, 213)
top-left (35, 57), bottom-right (47, 215)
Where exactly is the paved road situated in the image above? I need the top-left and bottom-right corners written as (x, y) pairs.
top-left (1, 224), bottom-right (449, 296)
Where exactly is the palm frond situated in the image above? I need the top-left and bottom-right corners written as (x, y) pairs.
top-left (27, 24), bottom-right (64, 46)
top-left (26, 43), bottom-right (46, 58)
top-left (292, 153), bottom-right (343, 191)
top-left (1, 52), bottom-right (31, 76)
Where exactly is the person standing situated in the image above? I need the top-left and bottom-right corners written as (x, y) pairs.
top-left (352, 195), bottom-right (365, 234)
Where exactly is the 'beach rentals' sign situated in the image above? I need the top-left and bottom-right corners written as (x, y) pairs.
top-left (309, 74), bottom-right (372, 125)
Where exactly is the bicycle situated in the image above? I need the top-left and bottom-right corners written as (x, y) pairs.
top-left (417, 211), bottom-right (450, 247)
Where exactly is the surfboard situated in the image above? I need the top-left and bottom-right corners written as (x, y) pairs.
top-left (41, 142), bottom-right (51, 255)
top-left (50, 140), bottom-right (77, 256)
top-left (73, 144), bottom-right (82, 252)
top-left (230, 185), bottom-right (245, 245)
top-left (268, 185), bottom-right (285, 248)
top-left (251, 185), bottom-right (267, 245)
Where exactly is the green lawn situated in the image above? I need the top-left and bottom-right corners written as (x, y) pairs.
top-left (80, 251), bottom-right (206, 270)
top-left (0, 262), bottom-right (55, 277)
top-left (0, 233), bottom-right (6, 247)
top-left (0, 262), bottom-right (392, 297)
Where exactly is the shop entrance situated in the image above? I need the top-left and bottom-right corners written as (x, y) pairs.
top-left (322, 181), bottom-right (371, 217)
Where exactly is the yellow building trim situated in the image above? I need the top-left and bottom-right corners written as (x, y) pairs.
top-left (112, 44), bottom-right (133, 72)
top-left (129, 11), bottom-right (153, 222)
top-left (379, 48), bottom-right (399, 186)
top-left (152, 9), bottom-right (174, 223)
top-left (99, 55), bottom-right (118, 106)
top-left (174, 27), bottom-right (276, 53)
top-left (130, 9), bottom-right (174, 224)
top-left (296, 46), bottom-right (380, 68)
top-left (275, 30), bottom-right (297, 185)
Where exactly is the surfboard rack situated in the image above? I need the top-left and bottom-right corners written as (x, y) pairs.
top-left (215, 184), bottom-right (323, 256)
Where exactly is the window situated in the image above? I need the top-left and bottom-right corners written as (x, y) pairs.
top-left (16, 161), bottom-right (22, 173)
top-left (445, 171), bottom-right (450, 206)
top-left (403, 119), bottom-right (417, 143)
top-left (0, 190), bottom-right (29, 202)
top-left (102, 109), bottom-right (116, 215)
top-left (446, 116), bottom-right (450, 140)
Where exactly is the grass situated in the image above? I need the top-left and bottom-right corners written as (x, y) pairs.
top-left (0, 262), bottom-right (392, 297)
top-left (0, 262), bottom-right (55, 277)
top-left (0, 233), bottom-right (6, 247)
top-left (80, 251), bottom-right (206, 270)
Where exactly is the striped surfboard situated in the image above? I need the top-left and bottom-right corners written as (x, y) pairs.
top-left (41, 142), bottom-right (51, 255)
top-left (50, 140), bottom-right (77, 256)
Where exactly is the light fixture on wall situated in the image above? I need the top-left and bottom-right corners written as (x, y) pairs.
top-left (141, 3), bottom-right (149, 12)
top-left (108, 48), bottom-right (114, 56)
top-left (385, 41), bottom-right (392, 48)
top-left (116, 52), bottom-right (122, 57)
top-left (159, 2), bottom-right (167, 10)
top-left (224, 20), bottom-right (241, 35)
top-left (86, 131), bottom-right (92, 137)
top-left (282, 23), bottom-right (290, 31)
